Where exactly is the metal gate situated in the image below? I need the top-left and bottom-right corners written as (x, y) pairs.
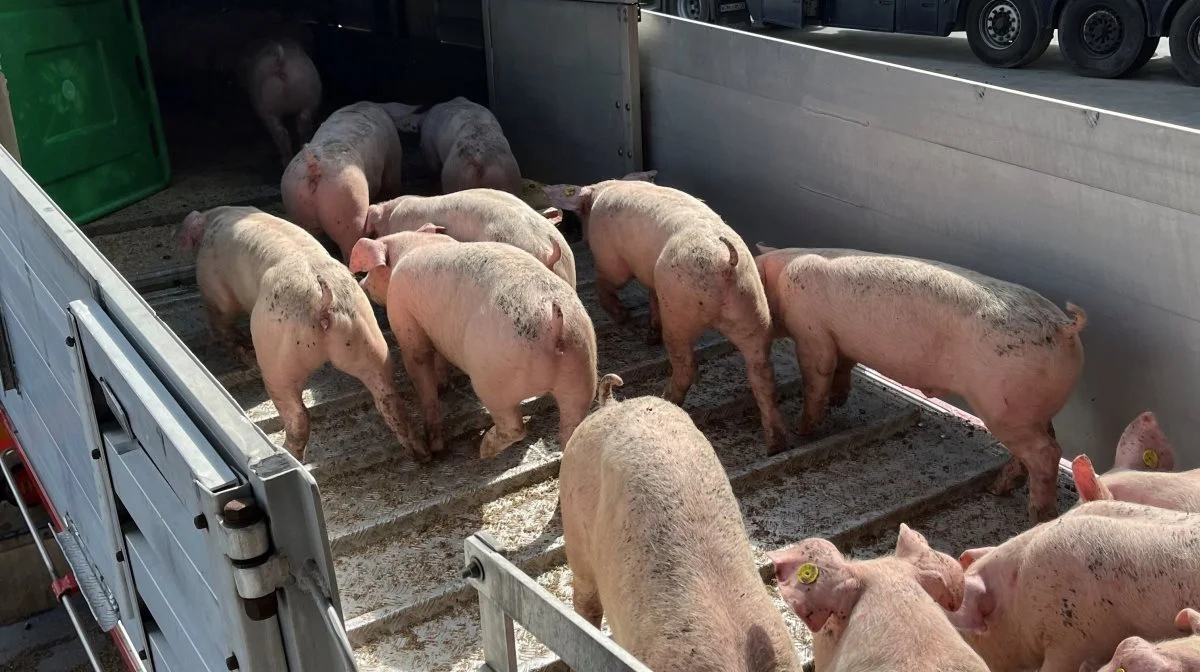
top-left (482, 0), bottom-right (644, 185)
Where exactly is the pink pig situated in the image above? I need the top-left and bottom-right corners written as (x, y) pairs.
top-left (366, 189), bottom-right (576, 288)
top-left (560, 376), bottom-right (802, 672)
top-left (281, 101), bottom-right (404, 261)
top-left (1072, 411), bottom-right (1200, 512)
top-left (382, 97), bottom-right (521, 194)
top-left (349, 228), bottom-right (597, 457)
top-left (770, 526), bottom-right (985, 672)
top-left (754, 246), bottom-right (1086, 523)
top-left (1087, 608), bottom-right (1200, 672)
top-left (178, 206), bottom-right (423, 462)
top-left (543, 175), bottom-right (789, 455)
top-left (236, 37), bottom-right (322, 168)
top-left (949, 500), bottom-right (1200, 672)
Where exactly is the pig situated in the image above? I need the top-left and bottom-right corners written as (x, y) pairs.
top-left (236, 37), bottom-right (322, 167)
top-left (281, 101), bottom-right (405, 261)
top-left (382, 97), bottom-right (521, 194)
top-left (542, 176), bottom-right (789, 455)
top-left (365, 189), bottom-right (577, 288)
top-left (1072, 411), bottom-right (1200, 512)
top-left (559, 376), bottom-right (802, 672)
top-left (1087, 608), bottom-right (1200, 672)
top-left (178, 206), bottom-right (424, 463)
top-left (753, 246), bottom-right (1086, 523)
top-left (948, 500), bottom-right (1200, 672)
top-left (769, 526), bottom-right (986, 672)
top-left (349, 229), bottom-right (596, 457)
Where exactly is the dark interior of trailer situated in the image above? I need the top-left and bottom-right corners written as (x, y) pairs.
top-left (90, 0), bottom-right (493, 239)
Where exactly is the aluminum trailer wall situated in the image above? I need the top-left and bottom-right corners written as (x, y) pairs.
top-left (0, 147), bottom-right (351, 670)
top-left (638, 14), bottom-right (1200, 471)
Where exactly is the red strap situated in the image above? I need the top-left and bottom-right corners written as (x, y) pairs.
top-left (52, 573), bottom-right (80, 600)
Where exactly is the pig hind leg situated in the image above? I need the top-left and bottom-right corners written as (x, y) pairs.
top-left (477, 401), bottom-right (527, 460)
top-left (566, 547), bottom-right (604, 627)
top-left (329, 324), bottom-right (429, 463)
top-left (987, 421), bottom-right (1063, 523)
top-left (552, 365), bottom-right (598, 451)
top-left (202, 296), bottom-right (254, 366)
top-left (717, 313), bottom-right (788, 455)
top-left (394, 321), bottom-right (447, 455)
top-left (830, 355), bottom-right (857, 407)
top-left (592, 254), bottom-right (634, 326)
top-left (645, 290), bottom-right (663, 346)
top-left (254, 105), bottom-right (294, 167)
top-left (794, 332), bottom-right (838, 436)
top-left (252, 323), bottom-right (322, 461)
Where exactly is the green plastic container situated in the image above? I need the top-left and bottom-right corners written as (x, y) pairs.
top-left (0, 0), bottom-right (170, 225)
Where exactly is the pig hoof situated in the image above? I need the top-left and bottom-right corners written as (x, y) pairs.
top-left (765, 435), bottom-right (788, 456)
top-left (830, 391), bottom-right (850, 408)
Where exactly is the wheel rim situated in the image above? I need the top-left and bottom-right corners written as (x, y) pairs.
top-left (1190, 15), bottom-right (1200, 63)
top-left (1080, 8), bottom-right (1123, 56)
top-left (676, 0), bottom-right (706, 20)
top-left (979, 0), bottom-right (1023, 50)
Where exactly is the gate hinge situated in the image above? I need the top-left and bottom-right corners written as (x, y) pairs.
top-left (218, 497), bottom-right (290, 621)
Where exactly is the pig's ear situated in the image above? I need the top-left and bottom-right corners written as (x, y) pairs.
top-left (958, 546), bottom-right (996, 570)
top-left (416, 223), bottom-right (447, 235)
top-left (179, 210), bottom-right (205, 251)
top-left (1071, 455), bottom-right (1113, 502)
top-left (539, 207), bottom-right (563, 225)
top-left (379, 102), bottom-right (427, 133)
top-left (541, 184), bottom-right (587, 213)
top-left (948, 574), bottom-right (995, 635)
top-left (896, 524), bottom-right (964, 611)
top-left (1176, 608), bottom-right (1200, 634)
top-left (349, 238), bottom-right (387, 274)
top-left (769, 539), bottom-right (861, 633)
top-left (755, 242), bottom-right (779, 255)
top-left (1114, 411), bottom-right (1175, 472)
top-left (620, 170), bottom-right (657, 183)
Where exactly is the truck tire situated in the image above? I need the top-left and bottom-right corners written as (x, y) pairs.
top-left (1129, 34), bottom-right (1161, 72)
top-left (1169, 0), bottom-right (1200, 85)
top-left (966, 0), bottom-right (1051, 67)
top-left (1057, 0), bottom-right (1148, 77)
top-left (674, 0), bottom-right (715, 21)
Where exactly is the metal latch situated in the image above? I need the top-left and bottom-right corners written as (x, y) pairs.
top-left (218, 498), bottom-right (289, 621)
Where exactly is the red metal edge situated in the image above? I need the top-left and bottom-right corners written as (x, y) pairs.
top-left (0, 403), bottom-right (143, 671)
top-left (52, 573), bottom-right (80, 599)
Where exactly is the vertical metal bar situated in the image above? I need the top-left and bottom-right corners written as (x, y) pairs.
top-left (479, 593), bottom-right (518, 672)
top-left (0, 450), bottom-right (104, 672)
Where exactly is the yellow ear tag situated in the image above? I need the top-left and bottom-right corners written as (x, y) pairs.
top-left (563, 186), bottom-right (577, 196)
top-left (1116, 668), bottom-right (1126, 672)
top-left (1143, 450), bottom-right (1159, 470)
top-left (797, 563), bottom-right (820, 585)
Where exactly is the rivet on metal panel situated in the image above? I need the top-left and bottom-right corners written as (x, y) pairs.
top-left (90, 449), bottom-right (100, 460)
top-left (617, 146), bottom-right (624, 156)
top-left (225, 654), bottom-right (239, 670)
top-left (138, 650), bottom-right (147, 661)
top-left (115, 551), bottom-right (124, 563)
top-left (625, 102), bottom-right (631, 111)
top-left (615, 100), bottom-right (621, 108)
top-left (627, 150), bottom-right (634, 158)
top-left (193, 514), bottom-right (208, 530)
top-left (222, 498), bottom-right (264, 528)
top-left (65, 336), bottom-right (75, 347)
